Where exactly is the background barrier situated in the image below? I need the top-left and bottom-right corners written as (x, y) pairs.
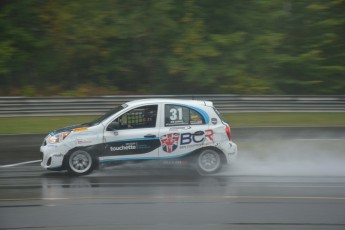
top-left (1, 95), bottom-right (344, 117)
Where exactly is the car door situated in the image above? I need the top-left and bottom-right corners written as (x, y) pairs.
top-left (100, 104), bottom-right (161, 163)
top-left (158, 103), bottom-right (211, 159)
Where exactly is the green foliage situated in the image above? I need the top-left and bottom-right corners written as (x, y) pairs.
top-left (0, 0), bottom-right (344, 95)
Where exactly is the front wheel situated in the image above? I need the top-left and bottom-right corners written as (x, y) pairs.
top-left (196, 149), bottom-right (222, 175)
top-left (66, 150), bottom-right (95, 176)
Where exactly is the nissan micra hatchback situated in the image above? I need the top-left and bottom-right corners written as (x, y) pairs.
top-left (40, 99), bottom-right (238, 175)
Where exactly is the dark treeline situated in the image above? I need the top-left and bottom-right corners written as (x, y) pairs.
top-left (0, 0), bottom-right (344, 96)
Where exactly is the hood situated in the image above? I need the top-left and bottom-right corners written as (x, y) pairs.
top-left (50, 123), bottom-right (90, 136)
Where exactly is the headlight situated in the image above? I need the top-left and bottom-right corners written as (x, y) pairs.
top-left (48, 131), bottom-right (70, 144)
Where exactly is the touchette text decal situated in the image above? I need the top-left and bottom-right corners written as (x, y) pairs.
top-left (110, 142), bottom-right (137, 151)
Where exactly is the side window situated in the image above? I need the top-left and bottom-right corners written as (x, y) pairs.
top-left (165, 104), bottom-right (205, 126)
top-left (190, 109), bottom-right (204, 125)
top-left (109, 105), bottom-right (158, 130)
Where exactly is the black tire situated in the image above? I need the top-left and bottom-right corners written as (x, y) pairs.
top-left (66, 150), bottom-right (95, 176)
top-left (196, 149), bottom-right (222, 175)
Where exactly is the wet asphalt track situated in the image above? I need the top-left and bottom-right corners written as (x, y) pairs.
top-left (1, 127), bottom-right (345, 230)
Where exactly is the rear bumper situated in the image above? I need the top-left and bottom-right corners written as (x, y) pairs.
top-left (221, 141), bottom-right (238, 164)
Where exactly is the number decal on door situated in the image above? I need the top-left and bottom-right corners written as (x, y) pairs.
top-left (169, 108), bottom-right (183, 121)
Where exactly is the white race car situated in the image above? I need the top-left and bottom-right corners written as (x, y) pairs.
top-left (40, 99), bottom-right (238, 175)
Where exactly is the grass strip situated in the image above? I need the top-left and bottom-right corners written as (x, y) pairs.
top-left (224, 112), bottom-right (345, 127)
top-left (0, 116), bottom-right (96, 134)
top-left (0, 113), bottom-right (344, 134)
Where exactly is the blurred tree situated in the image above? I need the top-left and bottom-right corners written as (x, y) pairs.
top-left (0, 0), bottom-right (343, 95)
top-left (275, 0), bottom-right (345, 94)
top-left (200, 0), bottom-right (285, 94)
top-left (165, 0), bottom-right (220, 93)
top-left (39, 0), bottom-right (179, 93)
top-left (0, 0), bottom-right (48, 94)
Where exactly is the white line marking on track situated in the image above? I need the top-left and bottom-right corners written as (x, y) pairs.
top-left (1, 195), bottom-right (345, 202)
top-left (0, 160), bottom-right (41, 168)
top-left (295, 139), bottom-right (345, 141)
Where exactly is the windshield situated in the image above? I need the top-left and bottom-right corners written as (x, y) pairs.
top-left (88, 104), bottom-right (127, 126)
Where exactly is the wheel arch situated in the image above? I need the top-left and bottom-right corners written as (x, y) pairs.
top-left (63, 146), bottom-right (101, 170)
top-left (191, 146), bottom-right (227, 164)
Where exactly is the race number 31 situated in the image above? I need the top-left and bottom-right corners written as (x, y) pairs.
top-left (170, 108), bottom-right (183, 121)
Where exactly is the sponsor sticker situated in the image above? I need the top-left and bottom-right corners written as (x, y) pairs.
top-left (160, 133), bottom-right (180, 153)
top-left (110, 142), bottom-right (137, 151)
top-left (160, 129), bottom-right (214, 153)
top-left (77, 139), bottom-right (93, 145)
top-left (190, 115), bottom-right (203, 124)
top-left (211, 118), bottom-right (218, 125)
top-left (72, 127), bottom-right (89, 132)
top-left (162, 160), bottom-right (187, 166)
top-left (137, 144), bottom-right (152, 150)
top-left (169, 126), bottom-right (191, 131)
top-left (205, 129), bottom-right (214, 142)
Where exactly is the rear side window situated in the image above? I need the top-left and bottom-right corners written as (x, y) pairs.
top-left (165, 104), bottom-right (205, 126)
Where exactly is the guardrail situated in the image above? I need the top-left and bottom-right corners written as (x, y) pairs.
top-left (0, 95), bottom-right (344, 117)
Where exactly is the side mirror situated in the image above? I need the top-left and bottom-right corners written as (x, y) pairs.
top-left (106, 122), bottom-right (120, 131)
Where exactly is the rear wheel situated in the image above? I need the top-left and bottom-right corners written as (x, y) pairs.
top-left (196, 149), bottom-right (222, 175)
top-left (66, 150), bottom-right (95, 176)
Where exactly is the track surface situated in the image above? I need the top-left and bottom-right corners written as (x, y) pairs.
top-left (1, 127), bottom-right (345, 230)
top-left (1, 166), bottom-right (345, 230)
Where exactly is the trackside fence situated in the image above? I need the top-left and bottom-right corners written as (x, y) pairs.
top-left (0, 95), bottom-right (344, 117)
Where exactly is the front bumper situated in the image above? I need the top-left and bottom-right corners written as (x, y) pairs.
top-left (40, 144), bottom-right (68, 170)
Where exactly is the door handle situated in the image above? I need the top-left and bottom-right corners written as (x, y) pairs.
top-left (144, 134), bottom-right (156, 138)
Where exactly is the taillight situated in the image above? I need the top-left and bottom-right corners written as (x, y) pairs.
top-left (225, 125), bottom-right (232, 141)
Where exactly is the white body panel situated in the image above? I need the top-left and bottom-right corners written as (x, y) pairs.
top-left (40, 99), bottom-right (238, 172)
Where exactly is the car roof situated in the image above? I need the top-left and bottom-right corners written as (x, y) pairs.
top-left (125, 98), bottom-right (213, 107)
